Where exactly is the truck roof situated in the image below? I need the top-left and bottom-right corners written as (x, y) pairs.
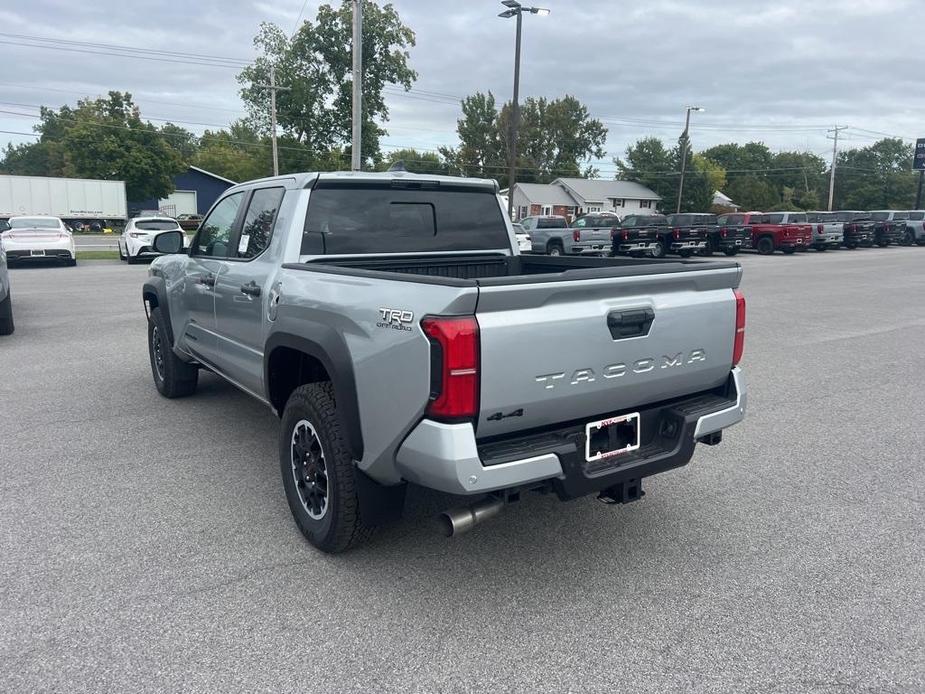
top-left (225, 170), bottom-right (499, 194)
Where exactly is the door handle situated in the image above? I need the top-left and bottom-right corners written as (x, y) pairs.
top-left (240, 281), bottom-right (261, 297)
top-left (199, 273), bottom-right (215, 288)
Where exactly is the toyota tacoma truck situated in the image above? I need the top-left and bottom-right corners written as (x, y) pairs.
top-left (142, 171), bottom-right (747, 553)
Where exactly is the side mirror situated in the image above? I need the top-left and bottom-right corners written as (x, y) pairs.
top-left (153, 229), bottom-right (185, 254)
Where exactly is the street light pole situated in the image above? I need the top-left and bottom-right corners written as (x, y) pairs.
top-left (676, 106), bottom-right (703, 214)
top-left (498, 1), bottom-right (549, 221)
top-left (508, 10), bottom-right (522, 221)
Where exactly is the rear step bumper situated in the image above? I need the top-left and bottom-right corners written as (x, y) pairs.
top-left (395, 368), bottom-right (746, 497)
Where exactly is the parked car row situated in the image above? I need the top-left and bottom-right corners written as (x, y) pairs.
top-left (518, 209), bottom-right (925, 258)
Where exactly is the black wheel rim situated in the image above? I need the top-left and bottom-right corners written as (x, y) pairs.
top-left (152, 325), bottom-right (166, 381)
top-left (291, 420), bottom-right (328, 520)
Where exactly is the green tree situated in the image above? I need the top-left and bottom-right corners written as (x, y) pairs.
top-left (439, 91), bottom-right (503, 180)
top-left (615, 136), bottom-right (676, 211)
top-left (499, 95), bottom-right (607, 184)
top-left (237, 1), bottom-right (417, 169)
top-left (834, 138), bottom-right (917, 209)
top-left (378, 148), bottom-right (448, 175)
top-left (159, 123), bottom-right (198, 162)
top-left (0, 92), bottom-right (185, 200)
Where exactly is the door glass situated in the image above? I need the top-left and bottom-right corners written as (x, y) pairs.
top-left (193, 192), bottom-right (244, 257)
top-left (238, 187), bottom-right (285, 258)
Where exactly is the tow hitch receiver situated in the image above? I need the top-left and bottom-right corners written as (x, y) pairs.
top-left (598, 478), bottom-right (645, 505)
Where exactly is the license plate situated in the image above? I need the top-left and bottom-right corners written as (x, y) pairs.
top-left (585, 412), bottom-right (641, 462)
top-left (31, 250), bottom-right (45, 256)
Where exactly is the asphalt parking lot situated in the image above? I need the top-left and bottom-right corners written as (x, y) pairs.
top-left (1, 250), bottom-right (923, 693)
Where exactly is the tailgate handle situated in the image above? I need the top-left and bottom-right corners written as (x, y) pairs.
top-left (607, 308), bottom-right (655, 339)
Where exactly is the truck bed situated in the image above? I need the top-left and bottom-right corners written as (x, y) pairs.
top-left (285, 253), bottom-right (739, 286)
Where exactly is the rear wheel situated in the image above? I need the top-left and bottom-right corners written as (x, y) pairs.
top-left (902, 230), bottom-right (914, 246)
top-left (649, 238), bottom-right (667, 258)
top-left (280, 383), bottom-right (373, 553)
top-left (816, 244), bottom-right (827, 252)
top-left (699, 240), bottom-right (714, 257)
top-left (723, 248), bottom-right (739, 256)
top-left (0, 292), bottom-right (14, 335)
top-left (547, 242), bottom-right (563, 256)
top-left (148, 306), bottom-right (198, 398)
top-left (127, 252), bottom-right (139, 265)
top-left (756, 237), bottom-right (775, 255)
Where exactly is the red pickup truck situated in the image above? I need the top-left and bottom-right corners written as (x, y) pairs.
top-left (738, 212), bottom-right (811, 254)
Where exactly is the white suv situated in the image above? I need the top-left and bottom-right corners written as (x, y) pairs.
top-left (119, 217), bottom-right (184, 264)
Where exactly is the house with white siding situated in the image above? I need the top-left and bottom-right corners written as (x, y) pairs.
top-left (506, 178), bottom-right (661, 221)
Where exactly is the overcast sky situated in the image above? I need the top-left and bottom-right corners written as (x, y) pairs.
top-left (2, 0), bottom-right (922, 175)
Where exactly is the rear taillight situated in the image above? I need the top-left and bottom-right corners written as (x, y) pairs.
top-left (720, 227), bottom-right (728, 238)
top-left (673, 227), bottom-right (681, 239)
top-left (817, 224), bottom-right (823, 233)
top-left (622, 230), bottom-right (629, 240)
top-left (421, 316), bottom-right (479, 421)
top-left (572, 229), bottom-right (581, 242)
top-left (733, 289), bottom-right (746, 366)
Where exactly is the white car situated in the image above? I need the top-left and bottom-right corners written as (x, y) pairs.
top-left (0, 216), bottom-right (76, 266)
top-left (513, 222), bottom-right (532, 252)
top-left (119, 217), bottom-right (184, 264)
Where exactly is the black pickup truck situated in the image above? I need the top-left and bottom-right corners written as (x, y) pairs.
top-left (833, 211), bottom-right (875, 248)
top-left (867, 211), bottom-right (905, 247)
top-left (711, 213), bottom-right (756, 256)
top-left (664, 213), bottom-right (716, 258)
top-left (609, 214), bottom-right (670, 257)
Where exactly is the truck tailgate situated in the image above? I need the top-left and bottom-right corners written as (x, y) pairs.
top-left (475, 265), bottom-right (741, 438)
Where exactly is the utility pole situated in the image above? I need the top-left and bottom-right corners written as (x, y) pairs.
top-left (916, 170), bottom-right (924, 210)
top-left (676, 106), bottom-right (703, 214)
top-left (826, 125), bottom-right (847, 211)
top-left (270, 66), bottom-right (279, 176)
top-left (351, 0), bottom-right (363, 171)
top-left (257, 67), bottom-right (290, 176)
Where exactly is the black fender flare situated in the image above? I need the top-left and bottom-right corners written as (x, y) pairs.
top-left (142, 276), bottom-right (175, 345)
top-left (264, 330), bottom-right (364, 461)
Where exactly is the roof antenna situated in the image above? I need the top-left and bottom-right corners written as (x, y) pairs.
top-left (388, 160), bottom-right (407, 172)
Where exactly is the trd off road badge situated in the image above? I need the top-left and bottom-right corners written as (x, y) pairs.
top-left (377, 307), bottom-right (414, 331)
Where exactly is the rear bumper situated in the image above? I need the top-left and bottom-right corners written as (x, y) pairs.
top-left (717, 237), bottom-right (750, 250)
top-left (395, 368), bottom-right (746, 497)
top-left (6, 248), bottom-right (74, 261)
top-left (615, 240), bottom-right (656, 252)
top-left (670, 240), bottom-right (708, 251)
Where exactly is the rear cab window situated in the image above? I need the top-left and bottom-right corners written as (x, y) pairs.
top-left (302, 182), bottom-right (509, 255)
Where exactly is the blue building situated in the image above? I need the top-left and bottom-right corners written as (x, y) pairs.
top-left (129, 165), bottom-right (235, 217)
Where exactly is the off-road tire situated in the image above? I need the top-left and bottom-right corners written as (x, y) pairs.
top-left (280, 383), bottom-right (373, 553)
top-left (0, 292), bottom-right (14, 335)
top-left (148, 306), bottom-right (198, 398)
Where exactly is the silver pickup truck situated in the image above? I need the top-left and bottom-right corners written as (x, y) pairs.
top-left (522, 213), bottom-right (616, 255)
top-left (142, 171), bottom-right (748, 553)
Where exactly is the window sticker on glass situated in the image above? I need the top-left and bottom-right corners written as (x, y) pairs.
top-left (238, 234), bottom-right (251, 254)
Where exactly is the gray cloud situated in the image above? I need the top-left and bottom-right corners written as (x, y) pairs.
top-left (2, 0), bottom-right (923, 176)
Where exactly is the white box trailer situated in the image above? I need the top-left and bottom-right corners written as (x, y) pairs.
top-left (0, 174), bottom-right (127, 222)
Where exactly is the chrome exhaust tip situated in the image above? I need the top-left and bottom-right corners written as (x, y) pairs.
top-left (438, 497), bottom-right (505, 537)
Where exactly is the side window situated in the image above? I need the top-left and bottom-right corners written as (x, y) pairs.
top-left (237, 187), bottom-right (285, 259)
top-left (522, 218), bottom-right (534, 230)
top-left (575, 218), bottom-right (586, 227)
top-left (194, 192), bottom-right (244, 258)
top-left (768, 214), bottom-right (784, 224)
